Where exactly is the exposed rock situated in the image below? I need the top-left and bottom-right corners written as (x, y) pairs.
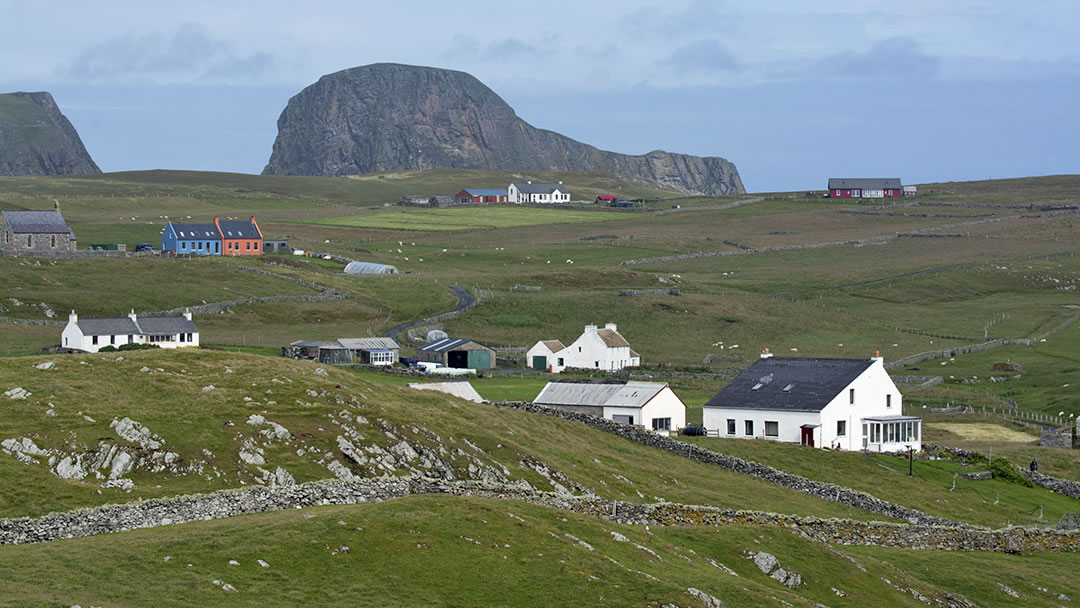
top-left (262, 63), bottom-right (743, 196)
top-left (0, 91), bottom-right (101, 176)
top-left (35, 361), bottom-right (55, 370)
top-left (750, 552), bottom-right (802, 589)
top-left (54, 455), bottom-right (87, 480)
top-left (4, 387), bottom-right (30, 400)
top-left (2, 437), bottom-right (50, 464)
top-left (110, 417), bottom-right (163, 449)
top-left (687, 587), bottom-right (725, 608)
top-left (202, 385), bottom-right (216, 392)
top-left (108, 451), bottom-right (134, 479)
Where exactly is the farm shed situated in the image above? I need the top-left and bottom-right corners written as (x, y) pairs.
top-left (455, 188), bottom-right (509, 204)
top-left (335, 337), bottom-right (399, 366)
top-left (344, 261), bottom-right (399, 275)
top-left (532, 379), bottom-right (686, 433)
top-left (1, 205), bottom-right (77, 255)
top-left (398, 195), bottom-right (431, 206)
top-left (281, 340), bottom-right (325, 359)
top-left (429, 195), bottom-right (454, 206)
top-left (827, 178), bottom-right (902, 199)
top-left (263, 239), bottom-right (290, 253)
top-left (416, 337), bottom-right (495, 370)
top-left (702, 351), bottom-right (918, 452)
top-left (317, 344), bottom-right (352, 365)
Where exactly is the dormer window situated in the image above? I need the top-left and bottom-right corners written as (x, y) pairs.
top-left (782, 383), bottom-right (795, 392)
top-left (751, 383), bottom-right (763, 391)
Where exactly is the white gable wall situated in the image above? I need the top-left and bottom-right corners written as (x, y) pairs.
top-left (526, 341), bottom-right (561, 370)
top-left (702, 358), bottom-right (904, 451)
top-left (603, 386), bottom-right (685, 431)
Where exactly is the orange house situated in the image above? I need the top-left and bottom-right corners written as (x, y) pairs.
top-left (215, 216), bottom-right (263, 255)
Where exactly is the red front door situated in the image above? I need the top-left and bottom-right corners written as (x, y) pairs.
top-left (801, 427), bottom-right (815, 447)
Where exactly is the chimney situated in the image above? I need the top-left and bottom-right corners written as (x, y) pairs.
top-left (183, 308), bottom-right (192, 321)
top-left (584, 324), bottom-right (597, 334)
top-left (69, 310), bottom-right (77, 324)
top-left (760, 347), bottom-right (773, 359)
top-left (129, 309), bottom-right (137, 322)
top-left (605, 322), bottom-right (617, 332)
top-left (54, 199), bottom-right (60, 213)
top-left (873, 350), bottom-right (883, 363)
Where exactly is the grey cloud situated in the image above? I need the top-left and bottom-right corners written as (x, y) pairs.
top-left (812, 37), bottom-right (940, 81)
top-left (622, 1), bottom-right (739, 37)
top-left (59, 23), bottom-right (279, 84)
top-left (658, 39), bottom-right (741, 74)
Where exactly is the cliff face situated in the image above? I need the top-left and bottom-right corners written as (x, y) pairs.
top-left (0, 92), bottom-right (101, 176)
top-left (263, 64), bottom-right (743, 196)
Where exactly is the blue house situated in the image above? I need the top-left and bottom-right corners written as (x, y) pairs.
top-left (161, 222), bottom-right (222, 255)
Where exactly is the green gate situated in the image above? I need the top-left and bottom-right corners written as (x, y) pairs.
top-left (532, 355), bottom-right (547, 371)
top-left (468, 349), bottom-right (491, 369)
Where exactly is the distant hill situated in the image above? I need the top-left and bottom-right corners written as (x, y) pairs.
top-left (0, 92), bottom-right (100, 176)
top-left (263, 63), bottom-right (743, 196)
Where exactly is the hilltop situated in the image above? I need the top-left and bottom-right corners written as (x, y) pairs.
top-left (262, 63), bottom-right (744, 196)
top-left (0, 92), bottom-right (100, 176)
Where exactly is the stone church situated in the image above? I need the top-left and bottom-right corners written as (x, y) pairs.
top-left (0, 201), bottom-right (76, 255)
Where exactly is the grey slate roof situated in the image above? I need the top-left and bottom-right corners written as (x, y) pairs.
top-left (218, 219), bottom-right (261, 239)
top-left (171, 223), bottom-right (220, 240)
top-left (511, 182), bottom-right (566, 194)
top-left (2, 210), bottom-right (72, 234)
top-left (534, 380), bottom-right (669, 409)
top-left (76, 315), bottom-right (197, 336)
top-left (703, 357), bottom-right (875, 412)
top-left (462, 188), bottom-right (508, 197)
top-left (827, 178), bottom-right (902, 190)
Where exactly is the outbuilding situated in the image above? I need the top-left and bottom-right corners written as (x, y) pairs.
top-left (533, 379), bottom-right (686, 433)
top-left (343, 261), bottom-right (399, 275)
top-left (335, 337), bottom-right (399, 366)
top-left (416, 337), bottom-right (496, 370)
top-left (456, 188), bottom-right (509, 204)
top-left (702, 352), bottom-right (919, 452)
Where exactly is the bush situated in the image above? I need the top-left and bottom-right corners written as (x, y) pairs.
top-left (989, 456), bottom-right (1035, 487)
top-left (98, 345), bottom-right (117, 352)
top-left (117, 343), bottom-right (161, 351)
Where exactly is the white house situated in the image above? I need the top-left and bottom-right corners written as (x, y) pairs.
top-left (702, 352), bottom-right (920, 452)
top-left (508, 181), bottom-right (571, 204)
top-left (527, 323), bottom-right (640, 373)
top-left (533, 379), bottom-right (686, 433)
top-left (61, 309), bottom-right (199, 353)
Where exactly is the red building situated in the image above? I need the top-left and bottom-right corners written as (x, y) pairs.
top-left (828, 178), bottom-right (903, 199)
top-left (455, 188), bottom-right (509, 204)
top-left (215, 216), bottom-right (263, 255)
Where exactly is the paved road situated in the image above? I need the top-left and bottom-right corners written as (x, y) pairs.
top-left (382, 285), bottom-right (474, 341)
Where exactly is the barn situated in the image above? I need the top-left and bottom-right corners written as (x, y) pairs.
top-left (533, 379), bottom-right (686, 433)
top-left (455, 188), bottom-right (509, 204)
top-left (416, 337), bottom-right (496, 370)
top-left (827, 178), bottom-right (903, 199)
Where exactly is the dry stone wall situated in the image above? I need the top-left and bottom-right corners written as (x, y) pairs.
top-left (4, 476), bottom-right (1079, 552)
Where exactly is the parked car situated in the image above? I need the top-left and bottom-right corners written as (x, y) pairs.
top-left (398, 356), bottom-right (418, 367)
top-left (135, 243), bottom-right (157, 253)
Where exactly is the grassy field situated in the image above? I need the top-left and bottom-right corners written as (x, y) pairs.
top-left (305, 206), bottom-right (638, 232)
top-left (5, 494), bottom-right (1076, 608)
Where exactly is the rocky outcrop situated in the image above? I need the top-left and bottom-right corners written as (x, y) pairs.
top-left (0, 92), bottom-right (101, 176)
top-left (263, 63), bottom-right (743, 196)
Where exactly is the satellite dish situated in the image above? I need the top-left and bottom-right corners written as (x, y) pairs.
top-left (426, 329), bottom-right (448, 343)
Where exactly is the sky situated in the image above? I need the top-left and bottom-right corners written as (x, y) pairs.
top-left (1, 0), bottom-right (1077, 191)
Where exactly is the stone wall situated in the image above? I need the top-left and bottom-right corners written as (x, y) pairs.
top-left (1039, 425), bottom-right (1079, 450)
top-left (4, 476), bottom-right (1079, 552)
top-left (618, 289), bottom-right (681, 296)
top-left (491, 400), bottom-right (953, 526)
top-left (925, 444), bottom-right (1080, 501)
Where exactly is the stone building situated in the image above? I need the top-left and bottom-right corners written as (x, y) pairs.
top-left (0, 203), bottom-right (76, 255)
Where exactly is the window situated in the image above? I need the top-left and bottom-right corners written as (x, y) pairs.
top-left (110, 335), bottom-right (115, 345)
top-left (198, 242), bottom-right (203, 250)
top-left (594, 361), bottom-right (599, 368)
top-left (128, 335), bottom-right (133, 343)
top-left (181, 242), bottom-right (187, 250)
top-left (557, 358), bottom-right (564, 366)
top-left (837, 420), bottom-right (847, 436)
top-left (651, 417), bottom-right (671, 432)
top-left (92, 335), bottom-right (98, 345)
top-left (27, 235), bottom-right (32, 247)
top-left (886, 394), bottom-right (892, 408)
top-left (727, 419), bottom-right (736, 435)
top-left (254, 242), bottom-right (259, 251)
top-left (578, 347), bottom-right (581, 352)
top-left (849, 388), bottom-right (855, 404)
top-left (744, 420), bottom-right (754, 436)
top-left (764, 421), bottom-right (779, 437)
top-left (179, 333), bottom-right (185, 343)
top-left (51, 235), bottom-right (56, 248)
top-left (246, 242), bottom-right (251, 250)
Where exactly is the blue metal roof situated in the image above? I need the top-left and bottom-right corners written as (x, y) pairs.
top-left (463, 188), bottom-right (508, 197)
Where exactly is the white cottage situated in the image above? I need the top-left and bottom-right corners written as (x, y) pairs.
top-left (527, 323), bottom-right (640, 373)
top-left (61, 309), bottom-right (199, 353)
top-left (702, 352), bottom-right (920, 452)
top-left (507, 181), bottom-right (571, 204)
top-left (533, 379), bottom-right (686, 433)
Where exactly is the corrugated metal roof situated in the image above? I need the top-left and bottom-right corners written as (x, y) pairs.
top-left (2, 210), bottom-right (72, 234)
top-left (336, 337), bottom-right (399, 351)
top-left (827, 178), bottom-right (902, 190)
top-left (534, 380), bottom-right (668, 409)
top-left (418, 337), bottom-right (475, 352)
top-left (704, 357), bottom-right (875, 412)
top-left (463, 188), bottom-right (508, 197)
